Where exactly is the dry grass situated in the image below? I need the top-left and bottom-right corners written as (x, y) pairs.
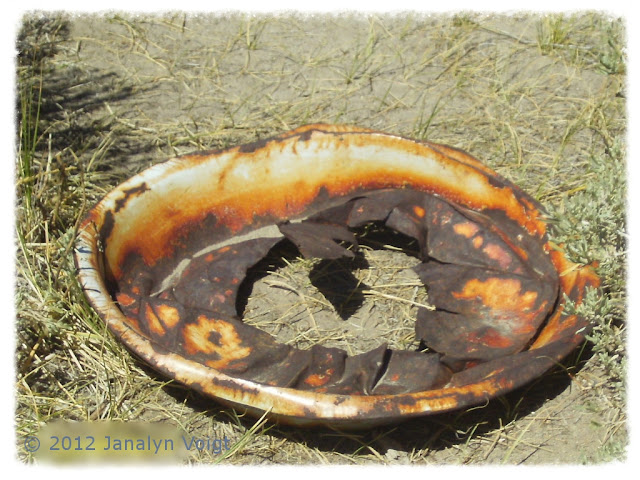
top-left (15, 12), bottom-right (626, 465)
top-left (243, 230), bottom-right (430, 355)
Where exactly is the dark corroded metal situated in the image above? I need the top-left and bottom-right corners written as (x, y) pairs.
top-left (75, 124), bottom-right (600, 427)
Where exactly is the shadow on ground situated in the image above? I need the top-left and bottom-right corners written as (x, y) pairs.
top-left (153, 347), bottom-right (588, 462)
top-left (18, 17), bottom-right (159, 180)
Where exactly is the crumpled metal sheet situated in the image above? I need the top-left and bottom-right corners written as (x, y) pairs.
top-left (75, 124), bottom-right (600, 427)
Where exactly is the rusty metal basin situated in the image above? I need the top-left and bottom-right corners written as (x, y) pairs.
top-left (75, 124), bottom-right (599, 427)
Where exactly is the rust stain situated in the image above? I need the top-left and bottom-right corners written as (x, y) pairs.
top-left (156, 304), bottom-right (181, 329)
top-left (183, 315), bottom-right (252, 369)
top-left (144, 303), bottom-right (165, 336)
top-left (116, 292), bottom-right (136, 307)
top-left (482, 243), bottom-right (514, 270)
top-left (75, 124), bottom-right (600, 428)
top-left (304, 374), bottom-right (332, 387)
top-left (467, 329), bottom-right (514, 349)
top-left (453, 221), bottom-right (480, 238)
top-left (452, 277), bottom-right (538, 313)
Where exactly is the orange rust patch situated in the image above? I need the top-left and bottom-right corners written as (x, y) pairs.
top-left (453, 221), bottom-right (480, 238)
top-left (116, 292), bottom-right (137, 307)
top-left (145, 303), bottom-right (165, 336)
top-left (208, 360), bottom-right (249, 372)
top-left (155, 304), bottom-right (181, 328)
top-left (482, 243), bottom-right (513, 270)
top-left (472, 236), bottom-right (484, 248)
top-left (304, 374), bottom-right (331, 387)
top-left (183, 315), bottom-right (252, 369)
top-left (550, 249), bottom-right (601, 298)
top-left (531, 311), bottom-right (577, 348)
top-left (452, 277), bottom-right (538, 312)
top-left (468, 329), bottom-right (513, 349)
top-left (413, 205), bottom-right (426, 218)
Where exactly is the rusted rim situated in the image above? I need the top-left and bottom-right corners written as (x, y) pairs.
top-left (75, 124), bottom-right (599, 427)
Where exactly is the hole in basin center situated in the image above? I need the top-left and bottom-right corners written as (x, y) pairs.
top-left (240, 225), bottom-right (432, 356)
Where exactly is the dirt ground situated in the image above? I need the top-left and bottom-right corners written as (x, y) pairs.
top-left (15, 12), bottom-right (627, 465)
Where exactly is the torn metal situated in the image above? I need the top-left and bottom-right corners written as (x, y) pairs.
top-left (75, 124), bottom-right (600, 427)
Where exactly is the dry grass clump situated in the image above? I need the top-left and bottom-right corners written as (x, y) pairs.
top-left (15, 12), bottom-right (626, 465)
